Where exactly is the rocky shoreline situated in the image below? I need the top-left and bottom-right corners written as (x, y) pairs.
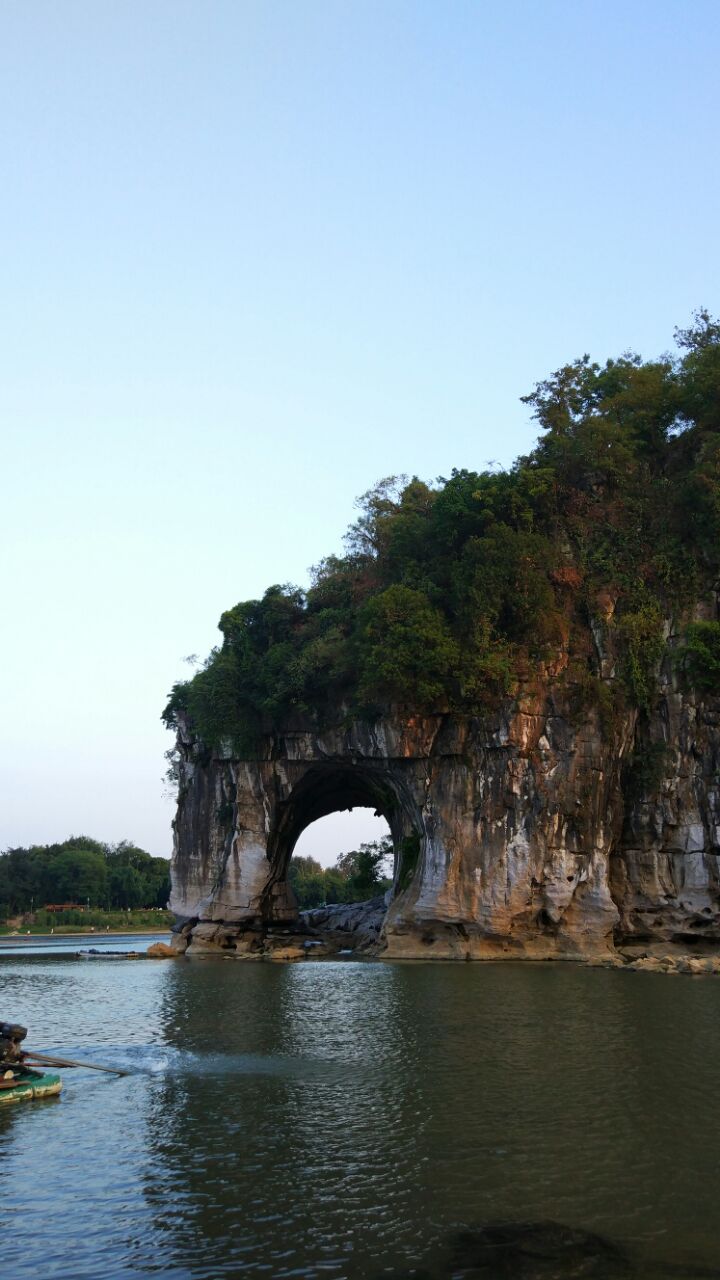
top-left (160, 896), bottom-right (386, 962)
top-left (151, 897), bottom-right (720, 974)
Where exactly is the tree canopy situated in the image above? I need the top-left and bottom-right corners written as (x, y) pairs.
top-left (0, 836), bottom-right (170, 917)
top-left (164, 312), bottom-right (720, 751)
top-left (288, 839), bottom-right (393, 909)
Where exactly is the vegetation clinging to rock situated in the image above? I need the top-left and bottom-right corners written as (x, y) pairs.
top-left (675, 621), bottom-right (720, 694)
top-left (164, 313), bottom-right (720, 750)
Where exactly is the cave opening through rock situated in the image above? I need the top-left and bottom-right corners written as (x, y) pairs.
top-left (293, 808), bottom-right (391, 869)
top-left (290, 808), bottom-right (393, 909)
top-left (261, 762), bottom-right (424, 922)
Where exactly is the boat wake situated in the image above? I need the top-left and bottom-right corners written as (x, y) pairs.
top-left (54, 1043), bottom-right (361, 1081)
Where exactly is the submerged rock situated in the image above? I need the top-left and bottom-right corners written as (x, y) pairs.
top-left (449, 1220), bottom-right (635, 1278)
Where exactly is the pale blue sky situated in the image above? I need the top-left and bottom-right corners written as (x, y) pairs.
top-left (1, 1), bottom-right (718, 861)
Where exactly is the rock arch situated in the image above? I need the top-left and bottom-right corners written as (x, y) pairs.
top-left (169, 683), bottom-right (720, 959)
top-left (169, 707), bottom-right (625, 959)
top-left (169, 718), bottom-right (436, 951)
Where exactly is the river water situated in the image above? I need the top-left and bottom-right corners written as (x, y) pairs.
top-left (1, 949), bottom-right (719, 1279)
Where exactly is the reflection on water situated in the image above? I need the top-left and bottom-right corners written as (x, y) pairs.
top-left (1, 955), bottom-right (719, 1278)
top-left (0, 931), bottom-right (169, 957)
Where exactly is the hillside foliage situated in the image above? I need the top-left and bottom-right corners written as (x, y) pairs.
top-left (164, 313), bottom-right (720, 750)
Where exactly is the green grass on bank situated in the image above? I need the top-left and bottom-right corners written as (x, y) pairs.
top-left (0, 908), bottom-right (173, 935)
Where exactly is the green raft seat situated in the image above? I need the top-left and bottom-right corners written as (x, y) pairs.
top-left (0, 1066), bottom-right (62, 1105)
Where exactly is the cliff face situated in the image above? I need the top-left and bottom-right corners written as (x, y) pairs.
top-left (613, 686), bottom-right (720, 947)
top-left (169, 650), bottom-right (720, 961)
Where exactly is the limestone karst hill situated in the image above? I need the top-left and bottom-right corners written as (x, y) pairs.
top-left (165, 313), bottom-right (720, 960)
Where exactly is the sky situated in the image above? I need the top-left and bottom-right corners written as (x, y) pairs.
top-left (1, 0), bottom-right (718, 863)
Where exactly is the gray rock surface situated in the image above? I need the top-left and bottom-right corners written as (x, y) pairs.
top-left (300, 896), bottom-right (386, 947)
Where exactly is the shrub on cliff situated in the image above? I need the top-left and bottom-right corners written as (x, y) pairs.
top-left (358, 585), bottom-right (461, 708)
top-left (617, 605), bottom-right (666, 714)
top-left (164, 312), bottom-right (720, 749)
top-left (676, 621), bottom-right (720, 694)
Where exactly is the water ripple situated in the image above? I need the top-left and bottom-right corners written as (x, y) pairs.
top-left (1, 959), bottom-right (720, 1277)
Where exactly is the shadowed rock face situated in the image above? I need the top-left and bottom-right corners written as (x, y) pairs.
top-left (169, 659), bottom-right (720, 960)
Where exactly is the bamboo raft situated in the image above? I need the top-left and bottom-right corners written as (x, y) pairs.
top-left (0, 1065), bottom-right (62, 1105)
top-left (1, 1020), bottom-right (129, 1104)
top-left (76, 948), bottom-right (143, 960)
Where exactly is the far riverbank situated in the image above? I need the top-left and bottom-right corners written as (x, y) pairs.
top-left (0, 928), bottom-right (170, 943)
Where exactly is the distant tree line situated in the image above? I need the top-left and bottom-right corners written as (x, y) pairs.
top-left (288, 838), bottom-right (393, 909)
top-left (0, 833), bottom-right (390, 920)
top-left (0, 836), bottom-right (170, 918)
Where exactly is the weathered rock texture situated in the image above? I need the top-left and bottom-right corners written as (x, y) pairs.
top-left (612, 688), bottom-right (720, 947)
top-left (169, 649), bottom-right (720, 962)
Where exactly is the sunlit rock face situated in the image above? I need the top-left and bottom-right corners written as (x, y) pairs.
top-left (169, 660), bottom-right (720, 961)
